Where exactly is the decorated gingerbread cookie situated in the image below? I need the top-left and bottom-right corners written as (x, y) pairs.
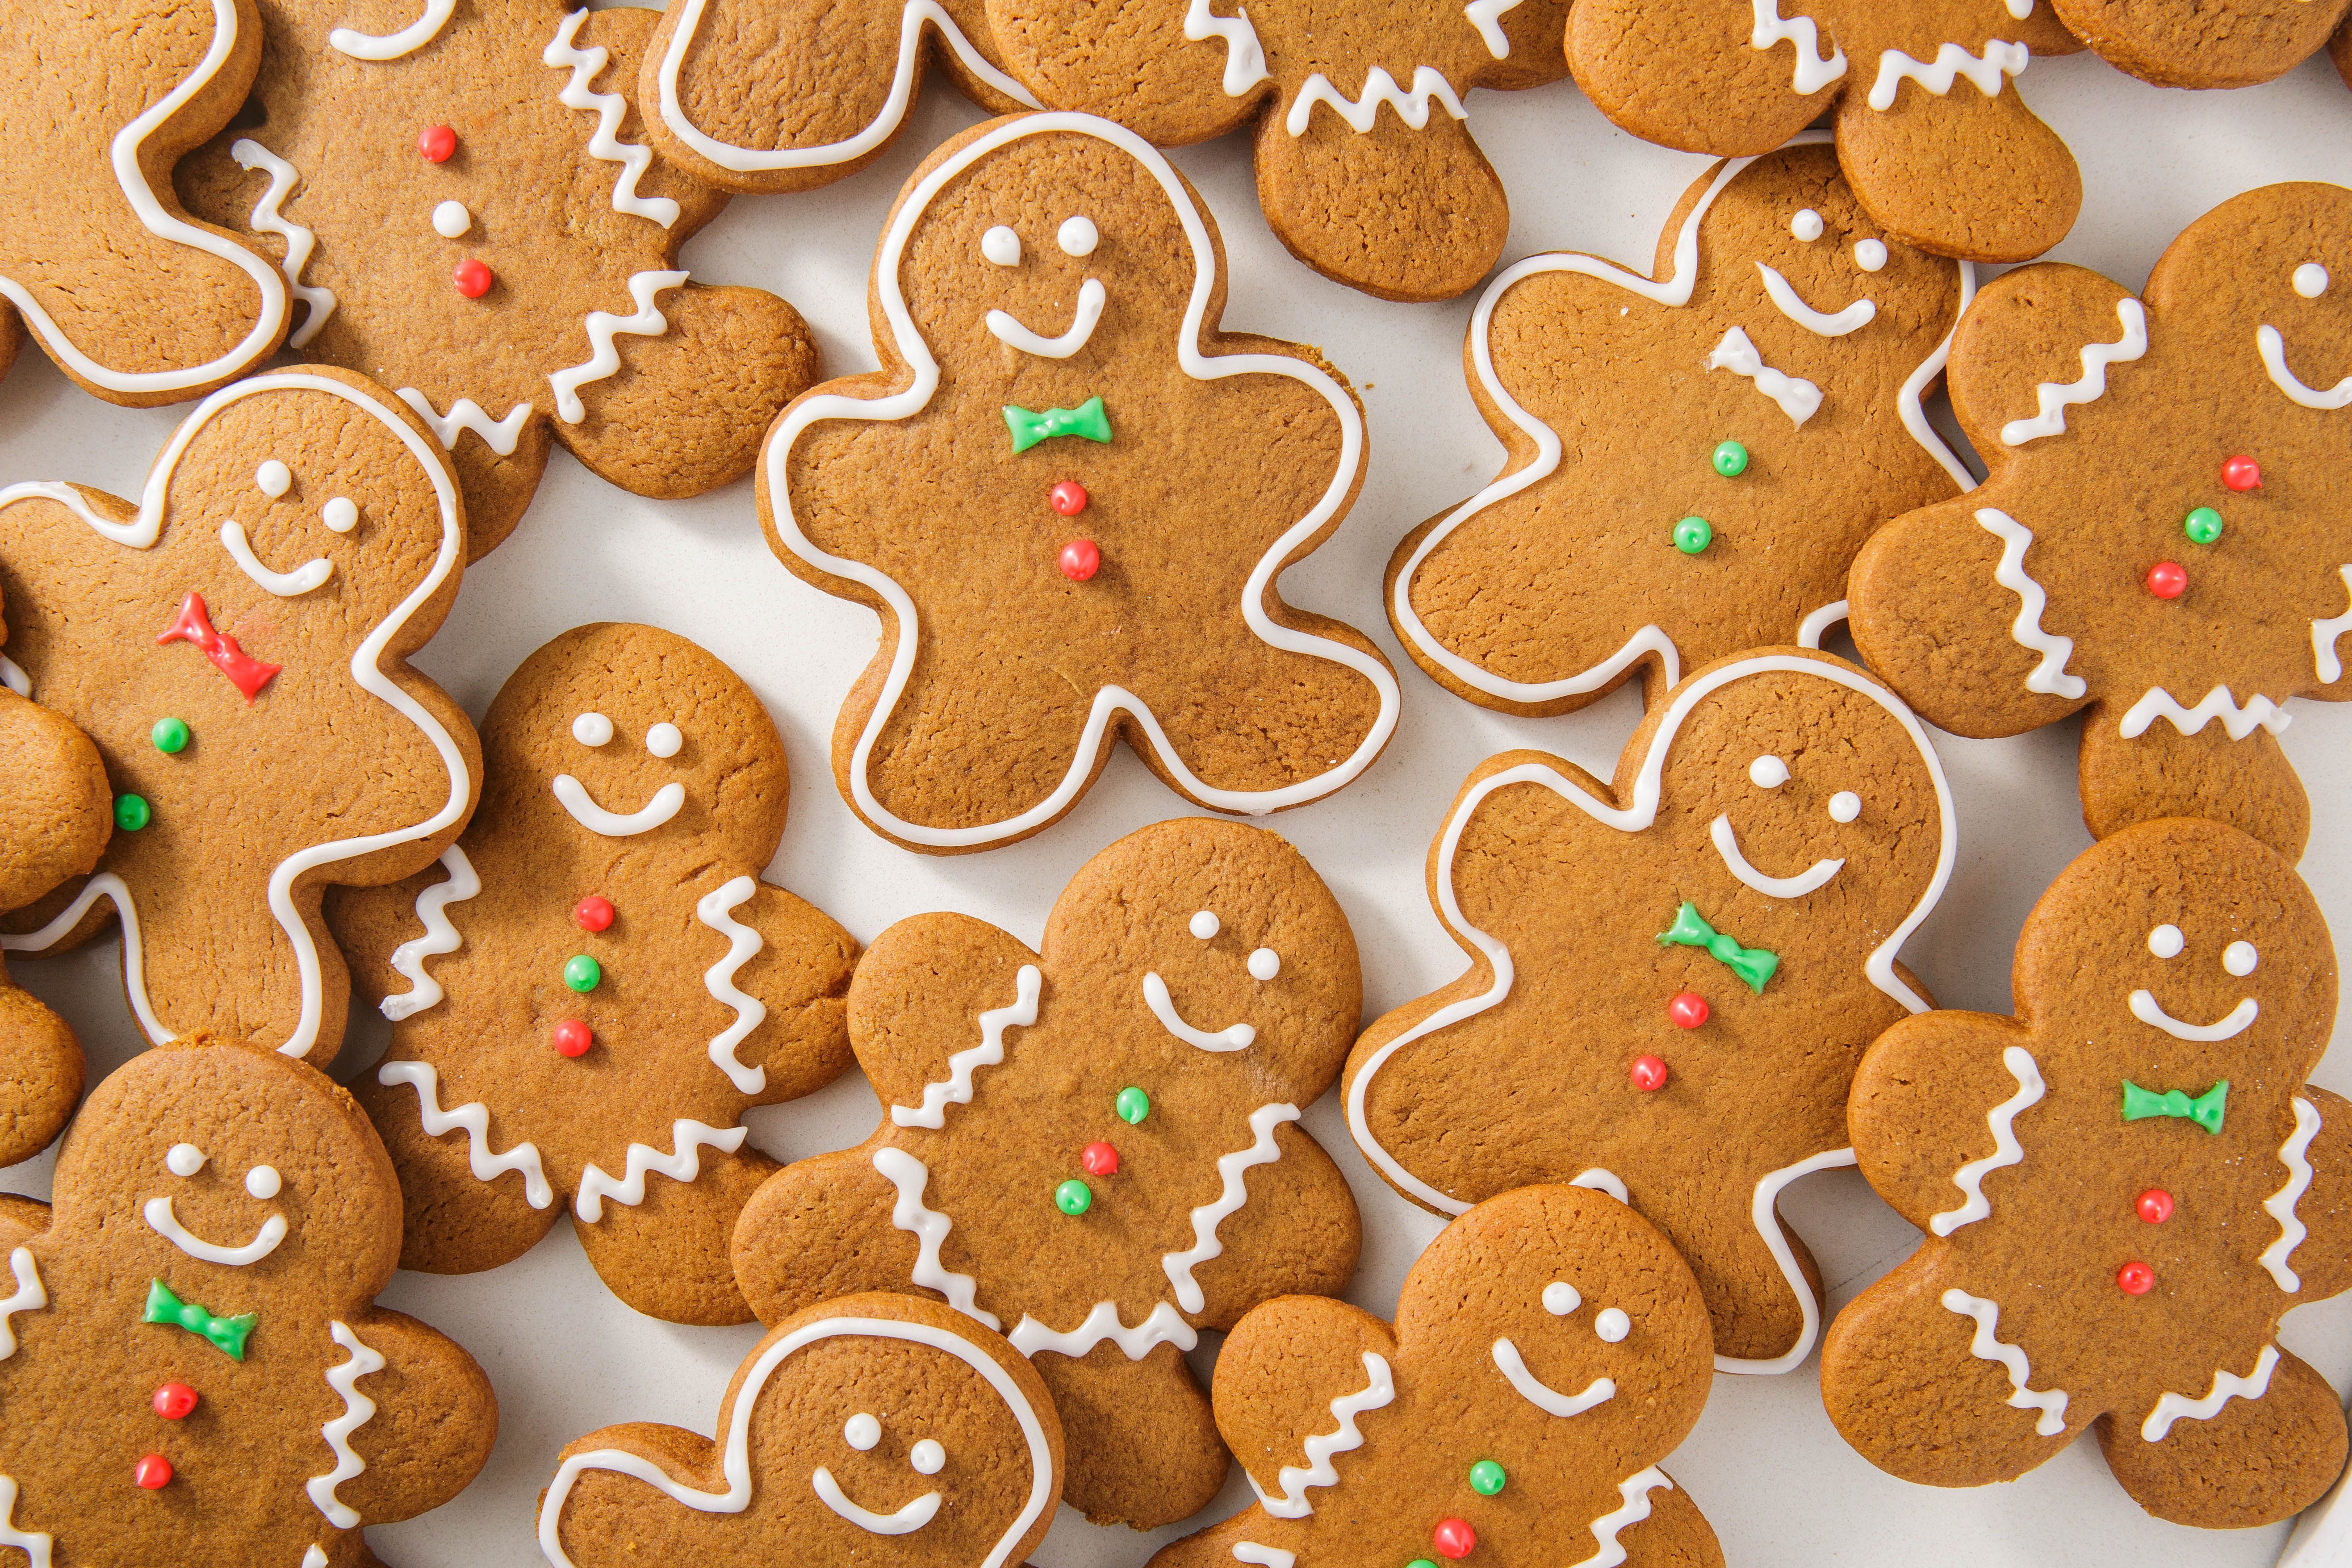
top-left (1389, 138), bottom-right (1970, 717)
top-left (640, 0), bottom-right (1041, 194)
top-left (2051, 0), bottom-right (2352, 88)
top-left (1823, 820), bottom-right (2352, 1528)
top-left (0, 1037), bottom-right (498, 1561)
top-left (986, 0), bottom-right (1570, 300)
top-left (1150, 1185), bottom-right (1721, 1568)
top-left (1849, 181), bottom-right (2352, 863)
top-left (1347, 649), bottom-right (1954, 1372)
top-left (326, 622), bottom-right (857, 1325)
top-left (730, 818), bottom-right (1364, 1527)
top-left (0, 0), bottom-right (293, 406)
top-left (176, 0), bottom-right (820, 559)
top-left (537, 1291), bottom-right (1062, 1566)
top-left (0, 367), bottom-right (480, 1070)
top-left (1568, 0), bottom-right (2083, 263)
top-left (761, 112), bottom-right (1398, 853)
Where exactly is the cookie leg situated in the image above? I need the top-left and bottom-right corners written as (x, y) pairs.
top-left (354, 1070), bottom-right (564, 1275)
top-left (540, 1423), bottom-right (737, 1568)
top-left (1620, 1475), bottom-right (1726, 1568)
top-left (1833, 81), bottom-right (2081, 263)
top-left (574, 1144), bottom-right (781, 1326)
top-left (1034, 1347), bottom-right (1225, 1529)
top-left (2097, 1346), bottom-right (2349, 1529)
top-left (2078, 712), bottom-right (2309, 861)
top-left (0, 968), bottom-right (82, 1169)
top-left (1250, 111), bottom-right (1508, 303)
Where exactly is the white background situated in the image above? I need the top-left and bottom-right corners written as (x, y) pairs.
top-left (4, 19), bottom-right (2350, 1567)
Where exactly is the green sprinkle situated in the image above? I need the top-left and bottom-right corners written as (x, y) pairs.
top-left (564, 954), bottom-right (601, 993)
top-left (1116, 1086), bottom-right (1150, 1125)
top-left (1055, 1178), bottom-right (1092, 1216)
top-left (151, 717), bottom-right (190, 754)
top-left (1469, 1459), bottom-right (1506, 1496)
top-left (1712, 440), bottom-right (1748, 477)
top-left (1410, 1561), bottom-right (1440, 1568)
top-left (114, 794), bottom-right (151, 832)
top-left (2184, 506), bottom-right (2223, 545)
top-left (1673, 516), bottom-right (1713, 555)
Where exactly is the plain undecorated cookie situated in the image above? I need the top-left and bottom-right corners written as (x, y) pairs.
top-left (2052, 0), bottom-right (2352, 88)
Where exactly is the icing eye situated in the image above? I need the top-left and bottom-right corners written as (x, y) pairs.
top-left (844, 1413), bottom-right (880, 1451)
top-left (1749, 754), bottom-right (1789, 789)
top-left (165, 1144), bottom-right (207, 1178)
top-left (981, 225), bottom-right (1021, 267)
top-left (2147, 924), bottom-right (2185, 959)
top-left (1790, 208), bottom-right (1823, 243)
top-left (1542, 1281), bottom-right (1580, 1316)
top-left (1828, 791), bottom-right (1861, 823)
top-left (255, 460), bottom-right (292, 498)
top-left (322, 498), bottom-right (359, 533)
top-left (1248, 948), bottom-right (1281, 981)
top-left (2294, 263), bottom-right (2330, 299)
top-left (2224, 941), bottom-right (2258, 977)
top-left (1057, 215), bottom-right (1099, 256)
top-left (1854, 239), bottom-right (1889, 273)
top-left (645, 722), bottom-right (682, 759)
top-left (1594, 1308), bottom-right (1631, 1343)
top-left (1189, 910), bottom-right (1220, 939)
top-left (572, 712), bottom-right (613, 747)
top-left (909, 1438), bottom-right (945, 1475)
top-left (245, 1166), bottom-right (282, 1200)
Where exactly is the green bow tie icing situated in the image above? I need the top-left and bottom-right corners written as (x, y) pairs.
top-left (143, 1278), bottom-right (257, 1360)
top-left (2122, 1079), bottom-right (2229, 1135)
top-left (1003, 395), bottom-right (1113, 453)
top-left (1657, 900), bottom-right (1780, 994)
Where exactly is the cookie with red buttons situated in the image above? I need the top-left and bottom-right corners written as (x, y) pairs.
top-left (730, 817), bottom-right (1365, 1528)
top-left (1148, 1185), bottom-right (1721, 1568)
top-left (1823, 819), bottom-right (2352, 1528)
top-left (326, 623), bottom-right (857, 1326)
top-left (176, 0), bottom-right (820, 558)
top-left (0, 1037), bottom-right (498, 1563)
top-left (1346, 649), bottom-right (1953, 1372)
top-left (1849, 182), bottom-right (2352, 863)
top-left (2051, 0), bottom-right (2352, 88)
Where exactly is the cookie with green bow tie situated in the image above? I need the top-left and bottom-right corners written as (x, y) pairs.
top-left (1825, 818), bottom-right (2352, 1528)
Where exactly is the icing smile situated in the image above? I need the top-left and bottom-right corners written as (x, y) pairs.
top-left (2128, 989), bottom-right (2259, 1042)
top-left (1143, 971), bottom-right (1256, 1051)
top-left (1756, 262), bottom-right (1876, 336)
top-left (1491, 1338), bottom-right (1615, 1417)
top-left (144, 1196), bottom-right (287, 1267)
top-left (1710, 814), bottom-right (1843, 899)
top-left (219, 520), bottom-right (333, 596)
top-left (551, 775), bottom-right (686, 836)
top-left (810, 1468), bottom-right (941, 1534)
top-left (986, 277), bottom-right (1106, 359)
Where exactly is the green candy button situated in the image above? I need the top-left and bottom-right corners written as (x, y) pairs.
top-left (564, 954), bottom-right (601, 993)
top-left (1673, 516), bottom-right (1713, 555)
top-left (151, 717), bottom-right (190, 754)
top-left (1469, 1459), bottom-right (1507, 1496)
top-left (1116, 1086), bottom-right (1150, 1125)
top-left (2184, 506), bottom-right (2223, 545)
top-left (1410, 1560), bottom-right (1440, 1568)
top-left (114, 794), bottom-right (151, 832)
top-left (1055, 1178), bottom-right (1092, 1216)
top-left (1712, 439), bottom-right (1748, 477)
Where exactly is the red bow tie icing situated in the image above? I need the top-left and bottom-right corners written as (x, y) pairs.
top-left (156, 591), bottom-right (281, 702)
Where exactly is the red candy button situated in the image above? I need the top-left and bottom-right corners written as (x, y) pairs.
top-left (1434, 1518), bottom-right (1476, 1559)
top-left (2147, 561), bottom-right (2187, 599)
top-left (552, 1019), bottom-right (593, 1058)
top-left (1628, 1055), bottom-right (1669, 1092)
top-left (2118, 1260), bottom-right (2155, 1295)
top-left (2222, 455), bottom-right (2262, 491)
top-left (575, 895), bottom-right (615, 932)
top-left (418, 124), bottom-right (457, 163)
top-left (2136, 1188), bottom-right (2174, 1224)
top-left (135, 1454), bottom-right (172, 1489)
top-left (1050, 481), bottom-right (1088, 517)
top-left (453, 258), bottom-right (494, 298)
top-left (152, 1383), bottom-right (198, 1421)
top-left (1059, 539), bottom-right (1101, 582)
top-left (1666, 992), bottom-right (1709, 1029)
top-left (1081, 1141), bottom-right (1119, 1176)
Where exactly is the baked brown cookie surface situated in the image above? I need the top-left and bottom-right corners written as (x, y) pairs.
top-left (2052, 0), bottom-right (2352, 88)
top-left (1823, 820), bottom-right (2352, 1529)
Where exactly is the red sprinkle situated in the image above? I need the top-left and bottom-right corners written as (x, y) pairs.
top-left (2222, 454), bottom-right (2262, 492)
top-left (135, 1454), bottom-right (173, 1489)
top-left (575, 895), bottom-right (615, 933)
top-left (1050, 480), bottom-right (1089, 517)
top-left (1433, 1518), bottom-right (1476, 1560)
top-left (453, 258), bottom-right (494, 298)
top-left (2147, 561), bottom-right (2187, 599)
top-left (152, 1383), bottom-right (198, 1421)
top-left (418, 124), bottom-right (457, 163)
top-left (1081, 1141), bottom-right (1119, 1176)
top-left (1059, 539), bottom-right (1101, 582)
top-left (552, 1020), bottom-right (593, 1058)
top-left (1628, 1055), bottom-right (1669, 1092)
top-left (2136, 1188), bottom-right (2173, 1225)
top-left (1666, 992), bottom-right (1709, 1029)
top-left (2118, 1260), bottom-right (2155, 1295)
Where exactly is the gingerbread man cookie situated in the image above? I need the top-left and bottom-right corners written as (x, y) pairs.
top-left (537, 1291), bottom-right (1063, 1567)
top-left (177, 0), bottom-right (820, 559)
top-left (326, 622), bottom-right (857, 1325)
top-left (1150, 1185), bottom-right (1721, 1568)
top-left (1389, 138), bottom-right (1970, 718)
top-left (987, 0), bottom-right (1570, 301)
top-left (761, 113), bottom-right (1398, 853)
top-left (731, 818), bottom-right (1364, 1527)
top-left (1348, 650), bottom-right (1954, 1372)
top-left (2051, 0), bottom-right (2352, 88)
top-left (1850, 181), bottom-right (2352, 863)
top-left (0, 367), bottom-right (481, 1070)
top-left (0, 1037), bottom-right (498, 1562)
top-left (0, 0), bottom-right (292, 406)
top-left (1569, 1), bottom-right (2083, 263)
top-left (1823, 820), bottom-right (2352, 1528)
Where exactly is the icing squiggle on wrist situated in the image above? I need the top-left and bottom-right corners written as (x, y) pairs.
top-left (2142, 1345), bottom-right (2279, 1441)
top-left (381, 845), bottom-right (479, 1022)
top-left (1999, 298), bottom-right (2147, 446)
top-left (893, 965), bottom-right (1042, 1129)
top-left (1940, 1288), bottom-right (2068, 1436)
top-left (696, 876), bottom-right (769, 1095)
top-left (549, 271), bottom-right (690, 423)
top-left (874, 1146), bottom-right (998, 1328)
top-left (1928, 1045), bottom-right (2043, 1237)
top-left (0, 1249), bottom-right (44, 1361)
top-left (1867, 41), bottom-right (2028, 113)
top-left (2312, 566), bottom-right (2352, 683)
top-left (1184, 0), bottom-right (1270, 92)
top-left (544, 9), bottom-right (681, 229)
top-left (306, 1320), bottom-right (385, 1528)
top-left (2260, 1097), bottom-right (2321, 1292)
top-left (1284, 67), bottom-right (1466, 136)
top-left (230, 139), bottom-right (336, 348)
top-left (2117, 686), bottom-right (2289, 740)
top-left (1163, 1102), bottom-right (1298, 1312)
top-left (574, 1121), bottom-right (747, 1222)
top-left (1575, 1466), bottom-right (1676, 1568)
top-left (1974, 509), bottom-right (2087, 699)
top-left (377, 1060), bottom-right (553, 1208)
top-left (1247, 1350), bottom-right (1392, 1518)
top-left (395, 389), bottom-right (531, 456)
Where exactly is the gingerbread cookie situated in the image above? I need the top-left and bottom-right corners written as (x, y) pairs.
top-left (1569, 1), bottom-right (2083, 263)
top-left (1389, 138), bottom-right (1970, 718)
top-left (177, 0), bottom-right (820, 559)
top-left (731, 818), bottom-right (1364, 1527)
top-left (0, 1037), bottom-right (498, 1561)
top-left (761, 113), bottom-right (1398, 853)
top-left (987, 0), bottom-right (1570, 300)
top-left (0, 0), bottom-right (293, 406)
top-left (1151, 1185), bottom-right (1721, 1568)
top-left (1823, 820), bottom-right (2352, 1528)
top-left (0, 367), bottom-right (481, 1069)
top-left (537, 1291), bottom-right (1062, 1566)
top-left (2051, 0), bottom-right (2352, 88)
top-left (326, 622), bottom-right (857, 1325)
top-left (1849, 181), bottom-right (2352, 864)
top-left (2336, 15), bottom-right (2352, 90)
top-left (1347, 649), bottom-right (1954, 1372)
top-left (640, 0), bottom-right (1041, 194)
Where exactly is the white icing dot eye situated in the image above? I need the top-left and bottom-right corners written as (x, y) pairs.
top-left (1189, 910), bottom-right (1220, 940)
top-left (245, 1166), bottom-right (282, 1199)
top-left (844, 1413), bottom-right (880, 1451)
top-left (2147, 924), bottom-right (2185, 959)
top-left (1828, 791), bottom-right (1861, 823)
top-left (322, 498), bottom-right (359, 533)
top-left (645, 723), bottom-right (682, 759)
top-left (1854, 239), bottom-right (1889, 272)
top-left (2294, 263), bottom-right (2330, 299)
top-left (1057, 215), bottom-right (1099, 256)
top-left (1749, 754), bottom-right (1789, 789)
top-left (1790, 208), bottom-right (1823, 243)
top-left (2224, 941), bottom-right (2259, 977)
top-left (1542, 1281), bottom-right (1581, 1316)
top-left (431, 200), bottom-right (471, 238)
top-left (1594, 1308), bottom-right (1631, 1343)
top-left (255, 460), bottom-right (292, 498)
top-left (165, 1144), bottom-right (207, 1178)
top-left (1249, 948), bottom-right (1281, 981)
top-left (573, 712), bottom-right (613, 747)
top-left (909, 1438), bottom-right (945, 1475)
top-left (981, 225), bottom-right (1021, 266)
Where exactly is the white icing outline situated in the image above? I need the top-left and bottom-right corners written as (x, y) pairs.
top-left (1492, 1338), bottom-right (1615, 1416)
top-left (1570, 1466), bottom-right (1675, 1568)
top-left (1708, 813), bottom-right (1843, 899)
top-left (549, 270), bottom-right (690, 423)
top-left (381, 844), bottom-right (478, 1022)
top-left (1748, 2), bottom-right (1846, 93)
top-left (1796, 599), bottom-right (1850, 649)
top-left (1464, 0), bottom-right (1523, 58)
top-left (0, 1249), bottom-right (44, 1361)
top-left (551, 775), bottom-right (686, 836)
top-left (575, 1120), bottom-right (747, 1222)
top-left (811, 1468), bottom-right (940, 1534)
top-left (1974, 509), bottom-right (2088, 699)
top-left (2118, 686), bottom-right (2289, 740)
top-left (377, 1059), bottom-right (554, 1208)
top-left (307, 1320), bottom-right (384, 1529)
top-left (1706, 325), bottom-right (1823, 425)
top-left (1285, 67), bottom-right (1467, 136)
top-left (0, 875), bottom-right (166, 1044)
top-left (1867, 40), bottom-right (2028, 112)
top-left (1928, 1045), bottom-right (2043, 1237)
top-left (986, 278), bottom-right (1105, 359)
top-left (1231, 1546), bottom-right (1294, 1568)
top-left (0, 656), bottom-right (26, 698)
top-left (2142, 1344), bottom-right (2279, 1441)
top-left (1163, 1102), bottom-right (1297, 1312)
top-left (1573, 1168), bottom-right (1630, 1204)
top-left (142, 1194), bottom-right (286, 1266)
top-left (0, 1477), bottom-right (50, 1568)
top-left (1007, 1300), bottom-right (1198, 1359)
top-left (328, 0), bottom-right (455, 59)
top-left (2128, 989), bottom-right (2257, 1042)
top-left (1999, 299), bottom-right (2148, 446)
top-left (696, 875), bottom-right (768, 1095)
top-left (219, 519), bottom-right (333, 597)
top-left (1184, 0), bottom-right (1271, 93)
top-left (2256, 324), bottom-right (2352, 410)
top-left (1940, 1288), bottom-right (2069, 1437)
top-left (537, 1314), bottom-right (1053, 1568)
top-left (1720, 1145), bottom-right (1857, 1374)
top-left (544, 9), bottom-right (681, 229)
top-left (874, 1146), bottom-right (997, 1328)
top-left (1756, 262), bottom-right (1876, 336)
top-left (1246, 1350), bottom-right (1392, 1518)
top-left (762, 113), bottom-right (1398, 848)
top-left (2260, 1097), bottom-right (2320, 1292)
top-left (395, 389), bottom-right (532, 456)
top-left (231, 139), bottom-right (335, 349)
top-left (892, 965), bottom-right (1042, 1129)
top-left (1143, 970), bottom-right (1256, 1051)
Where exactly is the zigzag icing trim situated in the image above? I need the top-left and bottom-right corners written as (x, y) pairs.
top-left (0, 1477), bottom-right (50, 1568)
top-left (1285, 66), bottom-right (1466, 135)
top-left (2315, 566), bottom-right (2352, 683)
top-left (2143, 1344), bottom-right (2280, 1441)
top-left (2118, 685), bottom-right (2289, 740)
top-left (2000, 298), bottom-right (2148, 445)
top-left (1572, 1466), bottom-right (1676, 1568)
top-left (1184, 0), bottom-right (1269, 93)
top-left (1163, 1102), bottom-right (1297, 1312)
top-left (0, 1249), bottom-right (44, 1360)
top-left (893, 965), bottom-right (1041, 1129)
top-left (1230, 1547), bottom-right (1294, 1568)
top-left (306, 1320), bottom-right (385, 1529)
top-left (696, 876), bottom-right (768, 1096)
top-left (1463, 0), bottom-right (1522, 59)
top-left (544, 8), bottom-right (680, 228)
top-left (1247, 1350), bottom-right (1393, 1518)
top-left (377, 1060), bottom-right (553, 1208)
top-left (396, 388), bottom-right (531, 456)
top-left (1941, 1288), bottom-right (2069, 1436)
top-left (1929, 1045), bottom-right (2043, 1236)
top-left (549, 270), bottom-right (689, 422)
top-left (2260, 1097), bottom-right (2321, 1292)
top-left (575, 1120), bottom-right (747, 1222)
top-left (1007, 1300), bottom-right (1198, 1360)
top-left (1867, 40), bottom-right (2027, 111)
top-left (1748, 0), bottom-right (1846, 92)
top-left (1975, 509), bottom-right (2088, 699)
top-left (381, 845), bottom-right (477, 1021)
top-left (231, 139), bottom-right (335, 347)
top-left (874, 1146), bottom-right (998, 1329)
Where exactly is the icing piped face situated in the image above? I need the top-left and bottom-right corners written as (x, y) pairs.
top-left (216, 451), bottom-right (362, 597)
top-left (2130, 920), bottom-right (2262, 1042)
top-left (2257, 253), bottom-right (2352, 411)
top-left (142, 1139), bottom-right (291, 1267)
top-left (980, 208), bottom-right (1109, 360)
top-left (811, 1409), bottom-right (947, 1535)
top-left (1707, 748), bottom-right (1868, 899)
top-left (1140, 903), bottom-right (1290, 1052)
top-left (551, 708), bottom-right (690, 837)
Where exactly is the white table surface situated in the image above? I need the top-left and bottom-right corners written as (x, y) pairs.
top-left (5, 17), bottom-right (2351, 1566)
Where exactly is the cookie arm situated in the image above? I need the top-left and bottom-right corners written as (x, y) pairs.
top-left (1566, 0), bottom-right (1826, 157)
top-left (539, 1421), bottom-right (731, 1568)
top-left (1178, 1121), bottom-right (1361, 1330)
top-left (336, 1308), bottom-right (498, 1525)
top-left (731, 1144), bottom-right (928, 1328)
top-left (986, 0), bottom-right (1268, 146)
top-left (730, 879), bottom-right (858, 1108)
top-left (0, 1193), bottom-right (49, 1250)
top-left (0, 687), bottom-right (111, 910)
top-left (2274, 1086), bottom-right (2352, 1303)
top-left (1208, 1294), bottom-right (1399, 1512)
top-left (1848, 1009), bottom-right (2045, 1234)
top-left (846, 913), bottom-right (1045, 1120)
